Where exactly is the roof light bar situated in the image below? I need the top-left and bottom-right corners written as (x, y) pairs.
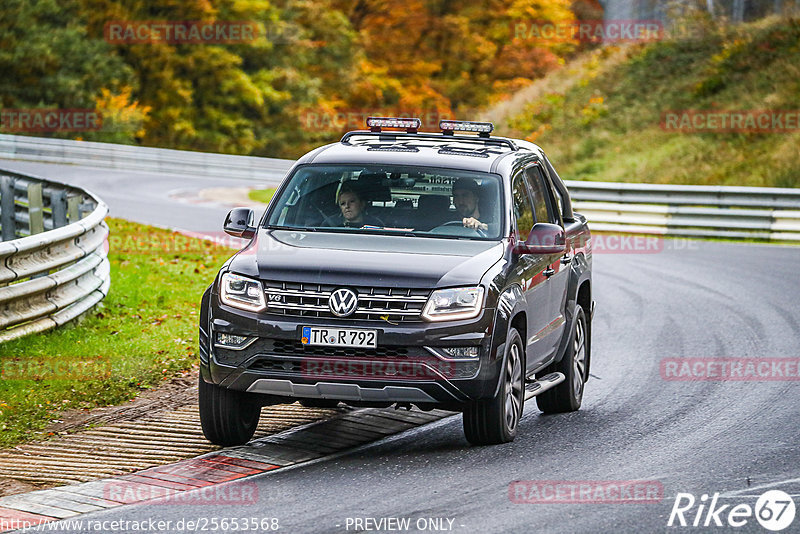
top-left (366, 117), bottom-right (422, 133)
top-left (440, 120), bottom-right (494, 138)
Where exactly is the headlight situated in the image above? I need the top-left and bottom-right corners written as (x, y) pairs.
top-left (422, 287), bottom-right (484, 322)
top-left (219, 272), bottom-right (266, 312)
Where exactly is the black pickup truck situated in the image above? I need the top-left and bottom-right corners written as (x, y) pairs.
top-left (199, 118), bottom-right (594, 446)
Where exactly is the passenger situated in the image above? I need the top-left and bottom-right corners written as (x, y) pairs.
top-left (323, 182), bottom-right (383, 228)
top-left (452, 178), bottom-right (490, 232)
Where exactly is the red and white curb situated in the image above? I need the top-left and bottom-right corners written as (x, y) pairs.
top-left (0, 407), bottom-right (453, 531)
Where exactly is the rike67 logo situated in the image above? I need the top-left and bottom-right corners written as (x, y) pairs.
top-left (668, 490), bottom-right (796, 531)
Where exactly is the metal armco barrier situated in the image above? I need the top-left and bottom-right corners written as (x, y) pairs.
top-left (0, 133), bottom-right (293, 181)
top-left (565, 181), bottom-right (800, 242)
top-left (0, 167), bottom-right (110, 343)
top-left (1, 134), bottom-right (798, 242)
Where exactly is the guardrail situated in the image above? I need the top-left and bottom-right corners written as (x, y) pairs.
top-left (1, 134), bottom-right (798, 243)
top-left (0, 133), bottom-right (293, 181)
top-left (565, 181), bottom-right (800, 242)
top-left (0, 168), bottom-right (110, 343)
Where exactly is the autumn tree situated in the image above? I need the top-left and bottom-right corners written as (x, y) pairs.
top-left (0, 0), bottom-right (136, 140)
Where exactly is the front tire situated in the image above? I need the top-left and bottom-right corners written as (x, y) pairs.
top-left (463, 327), bottom-right (525, 445)
top-left (199, 375), bottom-right (261, 446)
top-left (536, 305), bottom-right (587, 414)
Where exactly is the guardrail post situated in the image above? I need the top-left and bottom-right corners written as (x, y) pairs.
top-left (50, 189), bottom-right (68, 228)
top-left (1, 175), bottom-right (15, 241)
top-left (67, 195), bottom-right (81, 223)
top-left (79, 201), bottom-right (92, 218)
top-left (27, 182), bottom-right (45, 235)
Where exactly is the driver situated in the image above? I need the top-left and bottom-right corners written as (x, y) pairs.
top-left (323, 182), bottom-right (383, 228)
top-left (452, 178), bottom-right (489, 232)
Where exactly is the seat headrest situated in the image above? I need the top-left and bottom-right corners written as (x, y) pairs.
top-left (353, 173), bottom-right (391, 202)
top-left (418, 195), bottom-right (450, 211)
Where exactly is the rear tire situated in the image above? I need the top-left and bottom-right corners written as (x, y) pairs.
top-left (536, 305), bottom-right (587, 414)
top-left (463, 328), bottom-right (525, 445)
top-left (199, 375), bottom-right (261, 446)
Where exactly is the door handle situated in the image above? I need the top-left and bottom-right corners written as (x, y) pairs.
top-left (543, 266), bottom-right (555, 278)
top-left (561, 254), bottom-right (572, 265)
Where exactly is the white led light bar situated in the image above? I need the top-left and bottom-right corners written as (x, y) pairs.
top-left (366, 117), bottom-right (422, 132)
top-left (439, 120), bottom-right (494, 135)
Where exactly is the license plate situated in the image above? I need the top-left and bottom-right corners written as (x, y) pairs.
top-left (301, 326), bottom-right (378, 348)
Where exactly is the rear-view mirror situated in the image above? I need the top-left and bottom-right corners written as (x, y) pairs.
top-left (223, 208), bottom-right (256, 239)
top-left (514, 223), bottom-right (566, 255)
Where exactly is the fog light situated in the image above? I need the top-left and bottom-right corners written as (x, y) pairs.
top-left (215, 333), bottom-right (254, 349)
top-left (441, 347), bottom-right (479, 359)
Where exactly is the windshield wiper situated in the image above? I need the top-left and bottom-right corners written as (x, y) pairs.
top-left (350, 229), bottom-right (470, 240)
top-left (266, 225), bottom-right (317, 232)
top-left (267, 225), bottom-right (487, 240)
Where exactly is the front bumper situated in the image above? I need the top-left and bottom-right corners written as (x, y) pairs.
top-left (200, 297), bottom-right (504, 405)
top-left (246, 378), bottom-right (447, 404)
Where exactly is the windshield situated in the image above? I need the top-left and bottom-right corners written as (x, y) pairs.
top-left (265, 165), bottom-right (505, 240)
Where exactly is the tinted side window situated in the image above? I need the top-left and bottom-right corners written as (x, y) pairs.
top-left (543, 154), bottom-right (572, 221)
top-left (540, 167), bottom-right (563, 220)
top-left (512, 173), bottom-right (535, 240)
top-left (524, 166), bottom-right (554, 224)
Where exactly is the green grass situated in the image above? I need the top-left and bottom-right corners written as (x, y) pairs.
top-left (0, 219), bottom-right (234, 447)
top-left (499, 16), bottom-right (800, 187)
top-left (248, 188), bottom-right (277, 204)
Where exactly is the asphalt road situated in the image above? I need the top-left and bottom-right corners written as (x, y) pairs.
top-left (0, 160), bottom-right (284, 232)
top-left (6, 160), bottom-right (800, 533)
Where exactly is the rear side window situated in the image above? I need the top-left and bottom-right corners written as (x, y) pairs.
top-left (543, 154), bottom-right (570, 221)
top-left (511, 173), bottom-right (535, 240)
top-left (524, 166), bottom-right (556, 224)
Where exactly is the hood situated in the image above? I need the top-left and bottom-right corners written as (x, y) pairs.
top-left (228, 229), bottom-right (505, 288)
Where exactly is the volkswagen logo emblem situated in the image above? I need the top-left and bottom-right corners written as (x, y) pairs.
top-left (328, 288), bottom-right (358, 317)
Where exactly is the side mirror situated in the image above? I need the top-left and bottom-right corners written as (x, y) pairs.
top-left (224, 208), bottom-right (256, 238)
top-left (514, 223), bottom-right (566, 255)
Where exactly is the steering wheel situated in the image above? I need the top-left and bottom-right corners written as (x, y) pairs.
top-left (436, 220), bottom-right (488, 238)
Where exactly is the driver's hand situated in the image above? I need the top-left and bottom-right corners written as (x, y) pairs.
top-left (463, 217), bottom-right (488, 231)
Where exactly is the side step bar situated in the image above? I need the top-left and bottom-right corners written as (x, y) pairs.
top-left (524, 372), bottom-right (565, 399)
